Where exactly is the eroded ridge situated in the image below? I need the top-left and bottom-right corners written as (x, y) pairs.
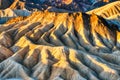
top-left (87, 1), bottom-right (120, 18)
top-left (0, 11), bottom-right (120, 80)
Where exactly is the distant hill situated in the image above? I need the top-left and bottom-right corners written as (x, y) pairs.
top-left (0, 0), bottom-right (118, 11)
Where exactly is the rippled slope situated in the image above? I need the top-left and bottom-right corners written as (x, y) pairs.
top-left (0, 11), bottom-right (120, 80)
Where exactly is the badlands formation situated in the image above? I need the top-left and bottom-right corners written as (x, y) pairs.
top-left (0, 0), bottom-right (120, 80)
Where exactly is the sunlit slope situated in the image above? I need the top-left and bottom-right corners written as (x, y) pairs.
top-left (0, 11), bottom-right (120, 80)
top-left (87, 1), bottom-right (120, 18)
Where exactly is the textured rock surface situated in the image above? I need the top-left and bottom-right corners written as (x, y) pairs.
top-left (0, 11), bottom-right (120, 80)
top-left (87, 1), bottom-right (120, 18)
top-left (87, 1), bottom-right (120, 31)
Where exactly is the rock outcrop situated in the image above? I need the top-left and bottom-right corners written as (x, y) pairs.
top-left (0, 11), bottom-right (120, 80)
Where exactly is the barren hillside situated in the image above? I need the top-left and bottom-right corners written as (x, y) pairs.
top-left (87, 1), bottom-right (120, 18)
top-left (87, 1), bottom-right (120, 31)
top-left (0, 0), bottom-right (120, 80)
top-left (0, 11), bottom-right (120, 80)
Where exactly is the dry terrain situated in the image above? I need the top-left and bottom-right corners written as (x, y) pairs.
top-left (0, 1), bottom-right (120, 80)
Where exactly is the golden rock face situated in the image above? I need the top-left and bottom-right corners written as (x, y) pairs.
top-left (0, 10), bottom-right (120, 80)
top-left (62, 0), bottom-right (73, 5)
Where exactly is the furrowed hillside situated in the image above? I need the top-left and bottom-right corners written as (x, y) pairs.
top-left (0, 11), bottom-right (120, 80)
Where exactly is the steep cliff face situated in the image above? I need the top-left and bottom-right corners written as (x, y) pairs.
top-left (0, 11), bottom-right (120, 80)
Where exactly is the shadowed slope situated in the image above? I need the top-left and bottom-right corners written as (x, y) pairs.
top-left (0, 8), bottom-right (31, 24)
top-left (0, 0), bottom-right (25, 9)
top-left (0, 0), bottom-right (14, 9)
top-left (0, 11), bottom-right (120, 80)
top-left (87, 1), bottom-right (120, 31)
